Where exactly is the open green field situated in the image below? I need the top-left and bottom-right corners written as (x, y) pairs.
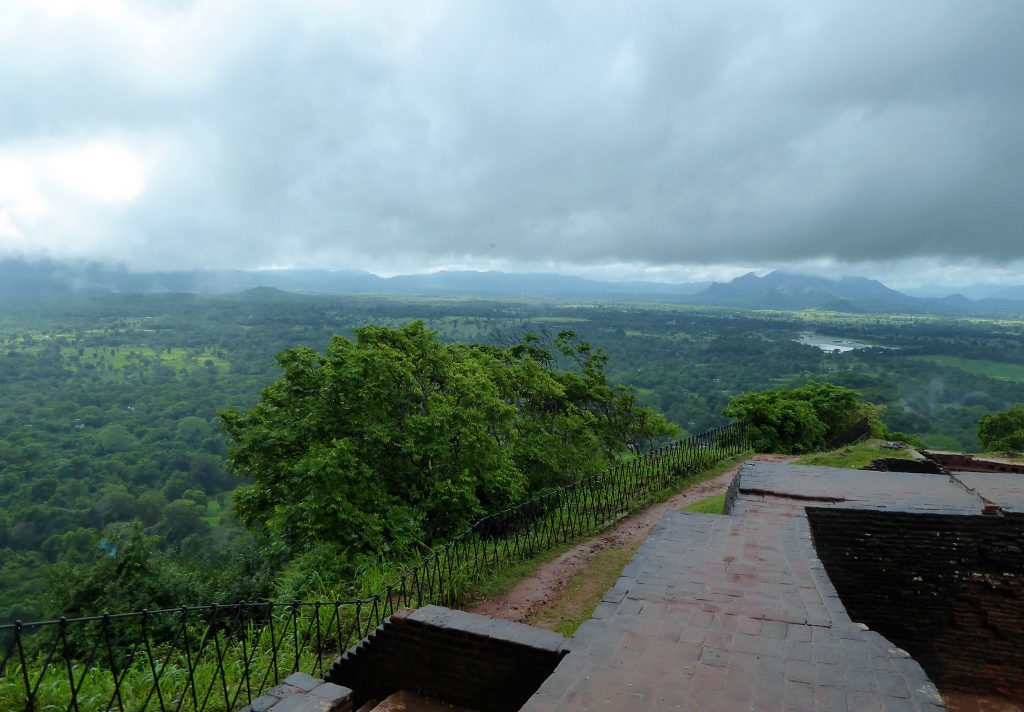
top-left (528, 315), bottom-right (589, 323)
top-left (911, 355), bottom-right (1024, 382)
top-left (6, 337), bottom-right (230, 373)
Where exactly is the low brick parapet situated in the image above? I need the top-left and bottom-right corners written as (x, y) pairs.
top-left (240, 672), bottom-right (353, 712)
top-left (326, 605), bottom-right (568, 711)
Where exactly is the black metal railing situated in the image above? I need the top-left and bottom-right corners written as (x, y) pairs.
top-left (825, 417), bottom-right (871, 450)
top-left (0, 421), bottom-right (750, 711)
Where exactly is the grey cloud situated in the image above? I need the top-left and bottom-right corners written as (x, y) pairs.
top-left (0, 0), bottom-right (1022, 272)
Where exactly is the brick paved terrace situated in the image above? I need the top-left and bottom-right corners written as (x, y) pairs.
top-left (522, 461), bottom-right (1024, 711)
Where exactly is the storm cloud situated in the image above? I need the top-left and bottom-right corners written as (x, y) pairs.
top-left (1, 0), bottom-right (1022, 280)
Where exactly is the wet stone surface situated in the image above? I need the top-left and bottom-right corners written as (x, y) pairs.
top-left (522, 462), bottom-right (958, 711)
top-left (240, 673), bottom-right (353, 712)
top-left (955, 471), bottom-right (1024, 513)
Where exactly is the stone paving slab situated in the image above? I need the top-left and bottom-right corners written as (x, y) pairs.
top-left (954, 471), bottom-right (1024, 513)
top-left (241, 673), bottom-right (352, 712)
top-left (736, 461), bottom-right (983, 515)
top-left (522, 463), bottom-right (952, 711)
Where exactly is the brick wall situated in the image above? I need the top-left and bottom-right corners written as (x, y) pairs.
top-left (861, 457), bottom-right (944, 473)
top-left (325, 605), bottom-right (568, 711)
top-left (923, 452), bottom-right (1024, 474)
top-left (806, 507), bottom-right (1024, 699)
top-left (722, 464), bottom-right (744, 515)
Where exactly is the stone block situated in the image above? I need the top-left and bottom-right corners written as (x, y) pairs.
top-left (283, 672), bottom-right (323, 692)
top-left (243, 694), bottom-right (279, 712)
top-left (310, 682), bottom-right (353, 704)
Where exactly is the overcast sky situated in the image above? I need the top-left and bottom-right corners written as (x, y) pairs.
top-left (1, 0), bottom-right (1022, 287)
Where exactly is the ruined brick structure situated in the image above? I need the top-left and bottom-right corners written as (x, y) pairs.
top-left (808, 508), bottom-right (1023, 698)
top-left (327, 606), bottom-right (568, 711)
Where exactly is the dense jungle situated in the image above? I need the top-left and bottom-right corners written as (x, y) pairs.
top-left (2, 290), bottom-right (1022, 623)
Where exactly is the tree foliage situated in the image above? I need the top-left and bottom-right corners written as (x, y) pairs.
top-left (4, 291), bottom-right (1023, 617)
top-left (220, 322), bottom-right (674, 565)
top-left (44, 522), bottom-right (277, 620)
top-left (977, 404), bottom-right (1024, 452)
top-left (723, 381), bottom-right (880, 454)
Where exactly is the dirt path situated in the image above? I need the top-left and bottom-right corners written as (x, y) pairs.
top-left (467, 455), bottom-right (794, 626)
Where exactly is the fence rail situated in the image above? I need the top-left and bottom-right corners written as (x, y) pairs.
top-left (825, 418), bottom-right (871, 450)
top-left (1, 421), bottom-right (750, 711)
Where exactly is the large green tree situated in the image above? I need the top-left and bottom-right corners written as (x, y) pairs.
top-left (723, 381), bottom-right (881, 454)
top-left (977, 404), bottom-right (1024, 452)
top-left (220, 322), bottom-right (673, 562)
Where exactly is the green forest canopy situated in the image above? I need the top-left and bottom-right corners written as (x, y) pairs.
top-left (3, 292), bottom-right (1023, 620)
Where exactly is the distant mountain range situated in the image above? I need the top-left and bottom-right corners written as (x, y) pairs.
top-left (687, 271), bottom-right (1024, 314)
top-left (691, 271), bottom-right (915, 311)
top-left (1, 258), bottom-right (1022, 315)
top-left (0, 258), bottom-right (709, 300)
top-left (902, 282), bottom-right (1024, 301)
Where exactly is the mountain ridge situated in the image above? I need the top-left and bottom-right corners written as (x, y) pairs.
top-left (0, 258), bottom-right (710, 301)
top-left (1, 258), bottom-right (1022, 314)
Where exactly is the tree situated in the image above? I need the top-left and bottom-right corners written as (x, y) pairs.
top-left (95, 423), bottom-right (137, 454)
top-left (220, 322), bottom-right (673, 564)
top-left (724, 381), bottom-right (880, 454)
top-left (977, 404), bottom-right (1024, 452)
top-left (156, 498), bottom-right (212, 544)
top-left (45, 522), bottom-right (204, 618)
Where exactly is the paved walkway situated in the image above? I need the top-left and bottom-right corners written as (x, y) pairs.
top-left (521, 462), bottom-right (977, 711)
top-left (955, 470), bottom-right (1024, 513)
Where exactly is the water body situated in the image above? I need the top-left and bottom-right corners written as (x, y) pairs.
top-left (796, 332), bottom-right (884, 352)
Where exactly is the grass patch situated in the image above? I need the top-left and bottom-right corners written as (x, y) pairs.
top-left (530, 541), bottom-right (641, 637)
top-left (978, 452), bottom-right (1024, 462)
top-left (795, 439), bottom-right (916, 469)
top-left (911, 355), bottom-right (1024, 382)
top-left (682, 493), bottom-right (726, 514)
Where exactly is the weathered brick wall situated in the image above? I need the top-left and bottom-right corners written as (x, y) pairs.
top-left (806, 507), bottom-right (1024, 699)
top-left (325, 605), bottom-right (568, 712)
top-left (722, 463), bottom-right (745, 515)
top-left (924, 452), bottom-right (1024, 474)
top-left (862, 457), bottom-right (944, 473)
